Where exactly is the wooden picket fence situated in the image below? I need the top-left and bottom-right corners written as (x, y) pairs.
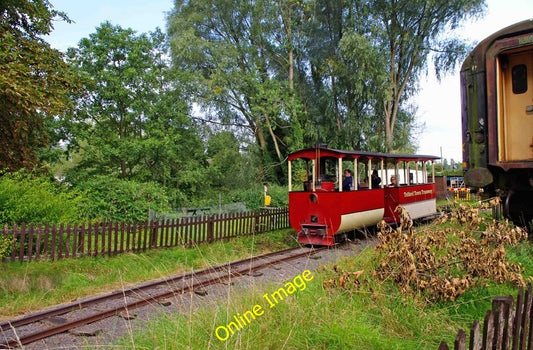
top-left (0, 208), bottom-right (289, 262)
top-left (439, 284), bottom-right (533, 350)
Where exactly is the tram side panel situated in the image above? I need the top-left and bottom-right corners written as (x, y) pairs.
top-left (384, 184), bottom-right (437, 223)
top-left (289, 189), bottom-right (385, 246)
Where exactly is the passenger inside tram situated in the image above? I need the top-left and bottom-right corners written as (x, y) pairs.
top-left (371, 169), bottom-right (381, 188)
top-left (389, 176), bottom-right (397, 187)
top-left (342, 169), bottom-right (353, 191)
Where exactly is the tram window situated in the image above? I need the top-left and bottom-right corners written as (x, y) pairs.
top-left (319, 157), bottom-right (337, 181)
top-left (512, 64), bottom-right (527, 94)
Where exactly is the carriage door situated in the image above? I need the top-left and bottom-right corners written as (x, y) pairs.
top-left (499, 49), bottom-right (533, 161)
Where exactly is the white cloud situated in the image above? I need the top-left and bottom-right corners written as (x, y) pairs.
top-left (47, 0), bottom-right (172, 51)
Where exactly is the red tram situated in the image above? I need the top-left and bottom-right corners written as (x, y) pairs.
top-left (288, 147), bottom-right (439, 246)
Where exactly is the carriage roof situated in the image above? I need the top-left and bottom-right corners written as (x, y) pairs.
top-left (287, 147), bottom-right (439, 163)
top-left (461, 19), bottom-right (533, 72)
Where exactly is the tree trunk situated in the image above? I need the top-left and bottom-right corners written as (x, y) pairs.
top-left (263, 113), bottom-right (282, 163)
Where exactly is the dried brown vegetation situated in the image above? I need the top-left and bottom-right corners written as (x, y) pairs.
top-left (324, 200), bottom-right (528, 302)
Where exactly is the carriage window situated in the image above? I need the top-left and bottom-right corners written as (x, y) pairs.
top-left (512, 64), bottom-right (527, 94)
top-left (319, 157), bottom-right (337, 181)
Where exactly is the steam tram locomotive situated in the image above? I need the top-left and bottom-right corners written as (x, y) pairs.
top-left (288, 147), bottom-right (439, 246)
top-left (461, 19), bottom-right (533, 228)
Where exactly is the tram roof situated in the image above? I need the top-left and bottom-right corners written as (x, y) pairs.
top-left (287, 147), bottom-right (439, 162)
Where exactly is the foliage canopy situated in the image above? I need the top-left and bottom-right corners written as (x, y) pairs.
top-left (1, 0), bottom-right (487, 221)
top-left (0, 0), bottom-right (79, 171)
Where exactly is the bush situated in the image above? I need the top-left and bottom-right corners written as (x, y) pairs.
top-left (76, 175), bottom-right (171, 222)
top-left (370, 205), bottom-right (527, 302)
top-left (0, 235), bottom-right (13, 258)
top-left (264, 184), bottom-right (289, 208)
top-left (0, 170), bottom-right (87, 224)
top-left (215, 184), bottom-right (288, 211)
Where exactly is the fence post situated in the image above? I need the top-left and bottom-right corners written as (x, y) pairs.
top-left (512, 286), bottom-right (525, 350)
top-left (92, 222), bottom-right (97, 256)
top-left (11, 224), bottom-right (18, 261)
top-left (482, 310), bottom-right (495, 350)
top-left (43, 223), bottom-right (50, 259)
top-left (454, 329), bottom-right (466, 350)
top-left (437, 342), bottom-right (449, 350)
top-left (521, 285), bottom-right (533, 349)
top-left (121, 222), bottom-right (127, 252)
top-left (78, 222), bottom-right (84, 256)
top-left (71, 222), bottom-right (77, 258)
top-left (469, 320), bottom-right (481, 350)
top-left (58, 222), bottom-right (64, 260)
top-left (19, 223), bottom-right (26, 261)
top-left (35, 223), bottom-right (42, 261)
top-left (138, 222), bottom-right (145, 251)
top-left (254, 211), bottom-right (260, 235)
top-left (27, 223), bottom-right (34, 261)
top-left (66, 223), bottom-right (72, 258)
top-left (207, 215), bottom-right (214, 243)
top-left (107, 222), bottom-right (113, 257)
top-left (150, 220), bottom-right (159, 248)
top-left (87, 222), bottom-right (93, 257)
top-left (492, 296), bottom-right (514, 350)
top-left (50, 223), bottom-right (57, 261)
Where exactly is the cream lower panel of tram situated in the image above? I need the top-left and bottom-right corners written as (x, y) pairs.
top-left (337, 208), bottom-right (385, 233)
top-left (402, 199), bottom-right (437, 220)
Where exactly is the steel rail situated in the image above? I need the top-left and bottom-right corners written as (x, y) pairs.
top-left (0, 246), bottom-right (328, 349)
top-left (0, 245), bottom-right (305, 333)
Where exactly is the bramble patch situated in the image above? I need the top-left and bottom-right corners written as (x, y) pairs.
top-left (332, 203), bottom-right (529, 303)
top-left (372, 204), bottom-right (527, 302)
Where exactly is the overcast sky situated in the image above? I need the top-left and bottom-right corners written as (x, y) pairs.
top-left (46, 0), bottom-right (533, 162)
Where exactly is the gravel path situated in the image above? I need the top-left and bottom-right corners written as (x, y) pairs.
top-left (19, 237), bottom-right (377, 350)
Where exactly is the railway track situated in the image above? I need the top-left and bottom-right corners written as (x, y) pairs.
top-left (0, 245), bottom-right (328, 349)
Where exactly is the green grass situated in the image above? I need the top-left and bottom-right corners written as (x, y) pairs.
top-left (0, 229), bottom-right (297, 319)
top-left (439, 240), bottom-right (533, 320)
top-left (3, 205), bottom-right (530, 349)
top-left (117, 248), bottom-right (466, 349)
top-left (436, 196), bottom-right (480, 209)
top-left (113, 218), bottom-right (533, 349)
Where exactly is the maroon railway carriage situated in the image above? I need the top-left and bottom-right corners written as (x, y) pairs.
top-left (288, 147), bottom-right (439, 246)
top-left (461, 19), bottom-right (533, 228)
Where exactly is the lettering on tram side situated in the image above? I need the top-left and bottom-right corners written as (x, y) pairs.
top-left (215, 270), bottom-right (314, 341)
top-left (403, 189), bottom-right (433, 198)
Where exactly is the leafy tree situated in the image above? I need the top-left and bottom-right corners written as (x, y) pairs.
top-left (349, 0), bottom-right (485, 151)
top-left (300, 0), bottom-right (388, 151)
top-left (168, 0), bottom-right (307, 183)
top-left (168, 0), bottom-right (486, 162)
top-left (67, 23), bottom-right (168, 180)
top-left (206, 131), bottom-right (259, 190)
top-left (0, 0), bottom-right (79, 171)
top-left (65, 23), bottom-right (206, 206)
